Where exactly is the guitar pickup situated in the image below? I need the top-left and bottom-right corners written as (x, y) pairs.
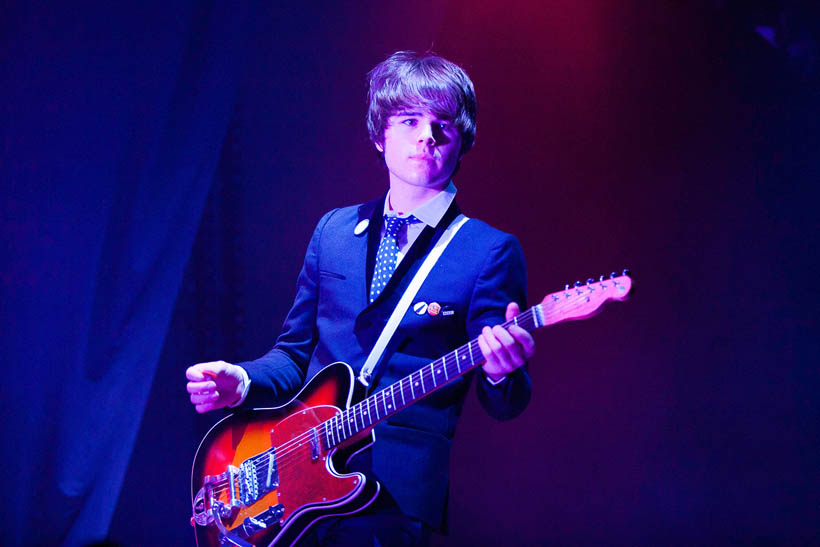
top-left (265, 451), bottom-right (278, 489)
top-left (309, 427), bottom-right (320, 461)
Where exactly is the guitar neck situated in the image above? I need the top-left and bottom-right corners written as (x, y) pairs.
top-left (318, 273), bottom-right (632, 450)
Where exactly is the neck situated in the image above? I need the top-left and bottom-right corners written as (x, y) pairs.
top-left (387, 180), bottom-right (448, 213)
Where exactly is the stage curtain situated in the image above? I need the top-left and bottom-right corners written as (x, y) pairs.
top-left (0, 1), bottom-right (252, 543)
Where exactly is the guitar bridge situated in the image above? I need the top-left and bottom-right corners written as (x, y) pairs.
top-left (191, 449), bottom-right (279, 527)
top-left (238, 449), bottom-right (278, 505)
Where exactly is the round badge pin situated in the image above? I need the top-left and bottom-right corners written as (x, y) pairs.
top-left (427, 302), bottom-right (441, 316)
top-left (413, 302), bottom-right (428, 315)
top-left (354, 218), bottom-right (369, 236)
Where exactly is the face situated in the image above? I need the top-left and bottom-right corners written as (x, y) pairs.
top-left (376, 109), bottom-right (463, 193)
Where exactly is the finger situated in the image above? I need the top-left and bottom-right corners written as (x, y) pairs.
top-left (477, 330), bottom-right (492, 361)
top-left (481, 326), bottom-right (518, 374)
top-left (491, 324), bottom-right (515, 347)
top-left (490, 325), bottom-right (519, 362)
top-left (186, 366), bottom-right (205, 381)
top-left (189, 391), bottom-right (219, 405)
top-left (186, 361), bottom-right (228, 382)
top-left (508, 325), bottom-right (536, 358)
top-left (186, 381), bottom-right (215, 394)
top-left (481, 325), bottom-right (503, 354)
top-left (505, 301), bottom-right (521, 321)
top-left (195, 402), bottom-right (216, 414)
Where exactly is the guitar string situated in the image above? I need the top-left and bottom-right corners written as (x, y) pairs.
top-left (202, 307), bottom-right (539, 493)
top-left (203, 298), bottom-right (566, 495)
top-left (203, 333), bottom-right (497, 496)
top-left (202, 285), bottom-right (622, 496)
top-left (203, 298), bottom-right (568, 496)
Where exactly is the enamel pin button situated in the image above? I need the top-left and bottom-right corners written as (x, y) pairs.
top-left (413, 302), bottom-right (428, 315)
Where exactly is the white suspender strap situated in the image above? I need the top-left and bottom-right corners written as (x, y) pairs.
top-left (358, 214), bottom-right (470, 386)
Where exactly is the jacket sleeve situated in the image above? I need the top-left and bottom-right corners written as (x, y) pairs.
top-left (466, 231), bottom-right (532, 420)
top-left (236, 210), bottom-right (336, 407)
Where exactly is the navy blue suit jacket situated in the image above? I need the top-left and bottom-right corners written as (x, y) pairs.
top-left (239, 196), bottom-right (531, 530)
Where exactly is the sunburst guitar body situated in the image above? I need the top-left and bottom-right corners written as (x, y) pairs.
top-left (191, 362), bottom-right (378, 547)
top-left (191, 271), bottom-right (633, 546)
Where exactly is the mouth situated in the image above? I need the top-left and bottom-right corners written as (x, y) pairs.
top-left (409, 154), bottom-right (437, 161)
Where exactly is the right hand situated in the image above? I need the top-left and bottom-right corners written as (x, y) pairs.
top-left (186, 361), bottom-right (245, 413)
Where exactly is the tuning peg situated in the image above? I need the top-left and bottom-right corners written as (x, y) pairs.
top-left (622, 268), bottom-right (631, 277)
top-left (574, 280), bottom-right (582, 288)
top-left (565, 283), bottom-right (570, 291)
top-left (599, 274), bottom-right (605, 282)
top-left (586, 278), bottom-right (594, 286)
top-left (610, 272), bottom-right (617, 279)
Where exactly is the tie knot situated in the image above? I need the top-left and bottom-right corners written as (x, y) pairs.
top-left (384, 215), bottom-right (412, 236)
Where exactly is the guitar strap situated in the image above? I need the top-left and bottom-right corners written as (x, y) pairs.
top-left (358, 213), bottom-right (470, 387)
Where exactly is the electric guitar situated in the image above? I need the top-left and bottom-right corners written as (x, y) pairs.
top-left (191, 271), bottom-right (633, 546)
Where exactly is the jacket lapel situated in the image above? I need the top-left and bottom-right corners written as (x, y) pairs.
top-left (359, 199), bottom-right (462, 316)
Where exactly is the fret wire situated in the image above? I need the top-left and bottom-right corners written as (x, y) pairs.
top-left (335, 415), bottom-right (341, 444)
top-left (316, 307), bottom-right (545, 452)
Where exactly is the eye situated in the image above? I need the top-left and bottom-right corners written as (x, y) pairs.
top-left (401, 118), bottom-right (417, 127)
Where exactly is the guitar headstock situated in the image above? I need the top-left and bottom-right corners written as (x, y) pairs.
top-left (537, 269), bottom-right (632, 327)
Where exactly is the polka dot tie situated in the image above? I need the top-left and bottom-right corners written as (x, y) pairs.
top-left (369, 215), bottom-right (413, 303)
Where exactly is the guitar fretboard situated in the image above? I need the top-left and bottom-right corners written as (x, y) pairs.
top-left (200, 273), bottom-right (630, 517)
top-left (319, 304), bottom-right (544, 449)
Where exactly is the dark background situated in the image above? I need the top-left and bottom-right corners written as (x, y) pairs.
top-left (2, 1), bottom-right (818, 545)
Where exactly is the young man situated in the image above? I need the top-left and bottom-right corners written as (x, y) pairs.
top-left (187, 51), bottom-right (535, 546)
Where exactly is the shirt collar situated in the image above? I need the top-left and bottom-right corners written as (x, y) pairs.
top-left (383, 181), bottom-right (457, 228)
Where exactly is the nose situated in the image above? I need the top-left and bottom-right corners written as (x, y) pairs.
top-left (418, 122), bottom-right (436, 146)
